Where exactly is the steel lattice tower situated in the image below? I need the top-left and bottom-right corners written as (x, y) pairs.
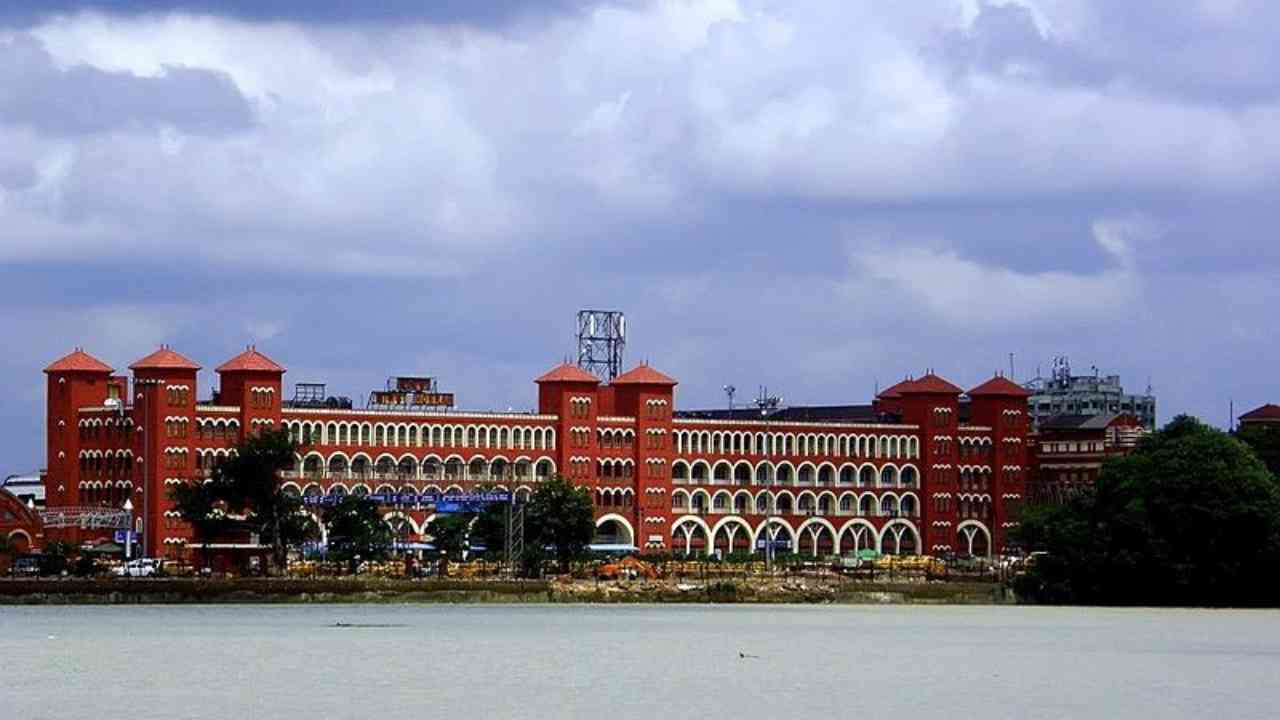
top-left (576, 310), bottom-right (626, 381)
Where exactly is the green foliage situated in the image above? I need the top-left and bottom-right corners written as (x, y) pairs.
top-left (471, 503), bottom-right (508, 556)
top-left (323, 496), bottom-right (393, 571)
top-left (424, 514), bottom-right (472, 561)
top-left (1015, 415), bottom-right (1280, 606)
top-left (1236, 423), bottom-right (1280, 478)
top-left (525, 476), bottom-right (596, 573)
top-left (175, 428), bottom-right (316, 573)
top-left (169, 480), bottom-right (233, 568)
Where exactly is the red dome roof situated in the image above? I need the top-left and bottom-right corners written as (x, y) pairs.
top-left (877, 378), bottom-right (917, 399)
top-left (44, 349), bottom-right (113, 374)
top-left (968, 375), bottom-right (1032, 398)
top-left (612, 364), bottom-right (677, 386)
top-left (129, 346), bottom-right (201, 371)
top-left (901, 373), bottom-right (962, 395)
top-left (217, 346), bottom-right (284, 373)
top-left (1240, 404), bottom-right (1280, 422)
top-left (535, 363), bottom-right (600, 384)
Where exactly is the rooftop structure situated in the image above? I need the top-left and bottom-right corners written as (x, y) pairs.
top-left (1028, 413), bottom-right (1147, 505)
top-left (1024, 357), bottom-right (1156, 431)
top-left (576, 310), bottom-right (626, 382)
top-left (1, 472), bottom-right (44, 509)
top-left (1238, 404), bottom-right (1280, 428)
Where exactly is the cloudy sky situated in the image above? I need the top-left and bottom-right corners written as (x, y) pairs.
top-left (2, 0), bottom-right (1277, 472)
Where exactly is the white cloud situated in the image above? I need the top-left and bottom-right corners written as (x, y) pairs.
top-left (245, 320), bottom-right (283, 341)
top-left (852, 215), bottom-right (1151, 327)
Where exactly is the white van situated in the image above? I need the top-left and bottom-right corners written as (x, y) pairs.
top-left (113, 558), bottom-right (163, 578)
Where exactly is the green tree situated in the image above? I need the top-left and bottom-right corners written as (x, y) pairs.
top-left (201, 428), bottom-right (317, 573)
top-left (423, 513), bottom-right (472, 576)
top-left (169, 480), bottom-right (232, 571)
top-left (323, 496), bottom-right (393, 574)
top-left (525, 476), bottom-right (595, 573)
top-left (1016, 416), bottom-right (1280, 606)
top-left (1237, 424), bottom-right (1280, 478)
top-left (472, 502), bottom-right (509, 558)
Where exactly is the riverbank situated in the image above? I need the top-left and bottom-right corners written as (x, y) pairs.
top-left (0, 577), bottom-right (1013, 605)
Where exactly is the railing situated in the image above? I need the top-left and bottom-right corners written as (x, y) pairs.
top-left (40, 506), bottom-right (131, 529)
top-left (280, 470), bottom-right (545, 484)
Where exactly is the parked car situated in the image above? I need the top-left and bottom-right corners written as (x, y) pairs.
top-left (113, 558), bottom-right (163, 578)
top-left (9, 555), bottom-right (42, 577)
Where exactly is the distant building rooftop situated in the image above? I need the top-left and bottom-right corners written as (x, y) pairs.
top-left (2, 472), bottom-right (44, 508)
top-left (677, 404), bottom-right (885, 424)
top-left (1038, 413), bottom-right (1137, 431)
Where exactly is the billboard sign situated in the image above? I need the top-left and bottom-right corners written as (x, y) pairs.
top-left (302, 492), bottom-right (512, 508)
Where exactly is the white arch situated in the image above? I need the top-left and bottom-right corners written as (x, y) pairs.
top-left (383, 510), bottom-right (419, 534)
top-left (899, 491), bottom-right (921, 517)
top-left (710, 515), bottom-right (753, 554)
top-left (795, 516), bottom-right (838, 556)
top-left (956, 520), bottom-right (993, 557)
top-left (751, 517), bottom-right (797, 547)
top-left (878, 519), bottom-right (922, 556)
top-left (671, 489), bottom-right (691, 510)
top-left (594, 513), bottom-right (635, 546)
top-left (670, 515), bottom-right (712, 555)
top-left (837, 519), bottom-right (879, 554)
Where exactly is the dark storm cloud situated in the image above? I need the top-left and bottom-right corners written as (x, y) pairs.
top-left (0, 0), bottom-right (623, 27)
top-left (0, 35), bottom-right (253, 135)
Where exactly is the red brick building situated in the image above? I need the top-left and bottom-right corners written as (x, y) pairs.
top-left (1026, 413), bottom-right (1146, 505)
top-left (1, 487), bottom-right (43, 565)
top-left (1238, 404), bottom-right (1280, 429)
top-left (42, 346), bottom-right (1032, 560)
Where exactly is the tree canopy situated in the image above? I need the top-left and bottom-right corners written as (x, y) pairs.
top-left (323, 496), bottom-right (393, 572)
top-left (169, 480), bottom-right (232, 569)
top-left (169, 428), bottom-right (316, 572)
top-left (1236, 423), bottom-right (1280, 478)
top-left (1016, 416), bottom-right (1280, 606)
top-left (524, 476), bottom-right (596, 572)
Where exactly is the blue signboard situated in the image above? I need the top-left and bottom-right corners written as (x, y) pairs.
top-left (435, 500), bottom-right (493, 514)
top-left (302, 492), bottom-right (512, 508)
top-left (755, 539), bottom-right (792, 550)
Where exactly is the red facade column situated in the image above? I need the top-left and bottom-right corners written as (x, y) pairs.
top-left (129, 346), bottom-right (201, 558)
top-left (42, 349), bottom-right (114, 545)
top-left (899, 374), bottom-right (963, 556)
top-left (611, 365), bottom-right (678, 553)
top-left (967, 375), bottom-right (1032, 554)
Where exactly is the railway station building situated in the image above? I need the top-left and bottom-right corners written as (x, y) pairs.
top-left (41, 345), bottom-right (1032, 562)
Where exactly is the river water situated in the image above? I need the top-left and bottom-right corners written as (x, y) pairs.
top-left (2, 604), bottom-right (1277, 719)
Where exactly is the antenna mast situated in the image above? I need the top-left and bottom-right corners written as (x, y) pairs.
top-left (576, 310), bottom-right (626, 381)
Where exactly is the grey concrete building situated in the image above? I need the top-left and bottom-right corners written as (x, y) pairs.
top-left (1024, 357), bottom-right (1156, 431)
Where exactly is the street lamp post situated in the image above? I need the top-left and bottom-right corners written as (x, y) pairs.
top-left (122, 498), bottom-right (134, 561)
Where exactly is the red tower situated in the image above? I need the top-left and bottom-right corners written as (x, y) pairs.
top-left (611, 364), bottom-right (677, 552)
top-left (536, 363), bottom-right (601, 487)
top-left (43, 349), bottom-right (114, 524)
top-left (899, 373), bottom-right (963, 556)
top-left (216, 346), bottom-right (285, 437)
top-left (967, 375), bottom-right (1032, 553)
top-left (129, 346), bottom-right (201, 558)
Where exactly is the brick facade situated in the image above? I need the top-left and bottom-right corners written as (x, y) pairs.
top-left (42, 346), bottom-right (1031, 560)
